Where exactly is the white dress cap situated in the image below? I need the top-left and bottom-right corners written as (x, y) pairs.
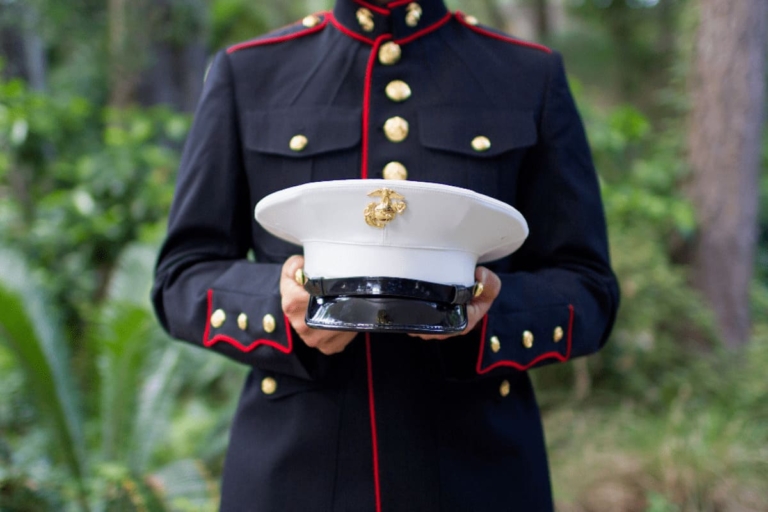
top-left (254, 179), bottom-right (528, 286)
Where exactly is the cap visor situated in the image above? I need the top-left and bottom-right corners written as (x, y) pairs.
top-left (305, 296), bottom-right (468, 334)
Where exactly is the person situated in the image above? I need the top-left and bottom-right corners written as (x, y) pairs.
top-left (151, 0), bottom-right (620, 510)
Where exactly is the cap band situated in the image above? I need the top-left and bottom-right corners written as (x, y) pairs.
top-left (304, 277), bottom-right (475, 305)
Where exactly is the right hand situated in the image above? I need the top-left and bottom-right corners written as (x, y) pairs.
top-left (280, 255), bottom-right (357, 355)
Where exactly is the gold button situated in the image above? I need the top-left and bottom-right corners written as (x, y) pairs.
top-left (405, 3), bottom-right (422, 27)
top-left (383, 116), bottom-right (409, 142)
top-left (379, 42), bottom-right (402, 65)
top-left (302, 15), bottom-right (320, 28)
top-left (210, 309), bottom-right (226, 328)
top-left (471, 136), bottom-right (491, 152)
top-left (522, 330), bottom-right (534, 349)
top-left (383, 161), bottom-right (408, 180)
top-left (261, 377), bottom-right (277, 395)
top-left (356, 7), bottom-right (374, 32)
top-left (553, 326), bottom-right (564, 343)
top-left (490, 336), bottom-right (501, 354)
top-left (237, 313), bottom-right (248, 331)
top-left (263, 314), bottom-right (277, 334)
top-left (385, 80), bottom-right (412, 102)
top-left (464, 15), bottom-right (479, 25)
top-left (294, 268), bottom-right (308, 286)
top-left (289, 134), bottom-right (308, 152)
top-left (499, 379), bottom-right (510, 398)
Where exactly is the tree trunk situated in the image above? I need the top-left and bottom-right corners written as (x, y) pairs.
top-left (687, 0), bottom-right (767, 347)
top-left (534, 0), bottom-right (550, 41)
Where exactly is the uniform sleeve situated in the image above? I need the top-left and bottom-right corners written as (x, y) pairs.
top-left (475, 52), bottom-right (620, 374)
top-left (151, 51), bottom-right (316, 379)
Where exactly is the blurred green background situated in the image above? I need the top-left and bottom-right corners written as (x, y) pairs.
top-left (1, 0), bottom-right (766, 510)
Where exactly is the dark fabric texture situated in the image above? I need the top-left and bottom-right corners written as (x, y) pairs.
top-left (152, 0), bottom-right (620, 510)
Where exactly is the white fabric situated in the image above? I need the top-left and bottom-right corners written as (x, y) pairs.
top-left (255, 179), bottom-right (528, 286)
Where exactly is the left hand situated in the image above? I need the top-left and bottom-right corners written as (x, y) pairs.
top-left (409, 266), bottom-right (501, 340)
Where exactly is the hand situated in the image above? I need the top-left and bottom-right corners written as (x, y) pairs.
top-left (409, 266), bottom-right (501, 341)
top-left (280, 255), bottom-right (357, 355)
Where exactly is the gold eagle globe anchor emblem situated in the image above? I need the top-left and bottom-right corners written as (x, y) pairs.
top-left (364, 188), bottom-right (407, 228)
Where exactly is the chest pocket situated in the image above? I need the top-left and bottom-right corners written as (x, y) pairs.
top-left (416, 107), bottom-right (537, 198)
top-left (245, 106), bottom-right (362, 261)
top-left (244, 106), bottom-right (361, 158)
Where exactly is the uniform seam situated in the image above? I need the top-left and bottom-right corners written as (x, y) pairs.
top-left (454, 11), bottom-right (552, 54)
top-left (226, 13), bottom-right (330, 54)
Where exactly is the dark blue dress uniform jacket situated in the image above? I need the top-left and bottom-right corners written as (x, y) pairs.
top-left (152, 0), bottom-right (620, 510)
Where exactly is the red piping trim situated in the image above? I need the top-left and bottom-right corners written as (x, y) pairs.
top-left (365, 334), bottom-right (382, 512)
top-left (454, 11), bottom-right (552, 54)
top-left (328, 13), bottom-right (375, 45)
top-left (475, 304), bottom-right (574, 374)
top-left (395, 11), bottom-right (452, 44)
top-left (203, 289), bottom-right (293, 354)
top-left (388, 0), bottom-right (418, 8)
top-left (352, 0), bottom-right (390, 15)
top-left (361, 35), bottom-right (392, 179)
top-left (226, 14), bottom-right (330, 54)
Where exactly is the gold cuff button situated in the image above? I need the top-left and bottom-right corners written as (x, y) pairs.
top-left (237, 313), bottom-right (248, 331)
top-left (499, 379), bottom-right (511, 398)
top-left (294, 268), bottom-right (308, 286)
top-left (490, 336), bottom-right (501, 354)
top-left (356, 8), bottom-right (374, 32)
top-left (263, 314), bottom-right (277, 334)
top-left (384, 116), bottom-right (409, 142)
top-left (464, 15), bottom-right (479, 25)
top-left (553, 326), bottom-right (564, 343)
top-left (383, 161), bottom-right (408, 180)
top-left (471, 136), bottom-right (491, 152)
top-left (210, 309), bottom-right (226, 328)
top-left (385, 80), bottom-right (412, 102)
top-left (302, 15), bottom-right (320, 28)
top-left (261, 377), bottom-right (277, 395)
top-left (289, 134), bottom-right (308, 152)
top-left (379, 42), bottom-right (402, 65)
top-left (522, 330), bottom-right (534, 349)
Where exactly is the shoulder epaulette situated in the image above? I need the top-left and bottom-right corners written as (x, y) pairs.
top-left (227, 12), bottom-right (329, 54)
top-left (454, 11), bottom-right (551, 54)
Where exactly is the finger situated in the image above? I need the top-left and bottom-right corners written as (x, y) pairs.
top-left (315, 331), bottom-right (357, 355)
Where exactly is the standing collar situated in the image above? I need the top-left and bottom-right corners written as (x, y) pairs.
top-left (332, 0), bottom-right (450, 44)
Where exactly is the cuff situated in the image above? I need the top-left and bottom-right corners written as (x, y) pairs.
top-left (476, 304), bottom-right (574, 373)
top-left (203, 288), bottom-right (293, 354)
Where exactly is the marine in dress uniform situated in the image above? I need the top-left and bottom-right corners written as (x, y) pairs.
top-left (151, 0), bottom-right (621, 510)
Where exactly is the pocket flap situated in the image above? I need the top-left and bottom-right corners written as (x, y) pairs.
top-left (244, 107), bottom-right (361, 157)
top-left (418, 108), bottom-right (537, 157)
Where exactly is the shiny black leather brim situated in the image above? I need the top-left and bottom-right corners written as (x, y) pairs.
top-left (305, 296), bottom-right (468, 334)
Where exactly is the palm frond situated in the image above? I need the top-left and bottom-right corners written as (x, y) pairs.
top-left (0, 250), bottom-right (88, 496)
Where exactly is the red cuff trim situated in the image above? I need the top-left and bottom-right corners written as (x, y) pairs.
top-left (203, 289), bottom-right (293, 354)
top-left (455, 12), bottom-right (552, 54)
top-left (475, 304), bottom-right (574, 374)
top-left (227, 13), bottom-right (329, 54)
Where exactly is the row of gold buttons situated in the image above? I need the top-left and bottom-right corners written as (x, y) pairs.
top-left (489, 326), bottom-right (564, 353)
top-left (356, 3), bottom-right (423, 33)
top-left (210, 309), bottom-right (277, 333)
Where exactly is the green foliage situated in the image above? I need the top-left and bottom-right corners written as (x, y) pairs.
top-left (0, 247), bottom-right (227, 511)
top-left (547, 328), bottom-right (768, 510)
top-left (0, 251), bottom-right (88, 500)
top-left (0, 76), bottom-right (188, 332)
